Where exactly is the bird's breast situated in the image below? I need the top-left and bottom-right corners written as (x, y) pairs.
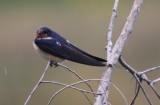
top-left (33, 42), bottom-right (64, 63)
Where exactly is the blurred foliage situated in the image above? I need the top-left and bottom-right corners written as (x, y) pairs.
top-left (0, 0), bottom-right (160, 105)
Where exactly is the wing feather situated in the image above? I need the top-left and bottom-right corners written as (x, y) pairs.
top-left (35, 38), bottom-right (106, 66)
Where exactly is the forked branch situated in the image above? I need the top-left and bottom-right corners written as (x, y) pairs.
top-left (94, 0), bottom-right (143, 105)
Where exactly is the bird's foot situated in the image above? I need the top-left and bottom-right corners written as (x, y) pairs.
top-left (49, 61), bottom-right (58, 68)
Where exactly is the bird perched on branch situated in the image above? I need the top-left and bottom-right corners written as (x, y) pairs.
top-left (33, 26), bottom-right (106, 67)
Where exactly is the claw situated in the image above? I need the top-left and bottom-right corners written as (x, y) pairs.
top-left (49, 61), bottom-right (58, 68)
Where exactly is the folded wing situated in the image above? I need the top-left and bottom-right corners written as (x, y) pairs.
top-left (35, 38), bottom-right (106, 66)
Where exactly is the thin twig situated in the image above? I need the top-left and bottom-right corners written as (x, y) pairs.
top-left (24, 61), bottom-right (50, 105)
top-left (130, 82), bottom-right (141, 105)
top-left (111, 82), bottom-right (128, 105)
top-left (57, 63), bottom-right (93, 105)
top-left (58, 63), bottom-right (94, 94)
top-left (106, 0), bottom-right (119, 60)
top-left (119, 56), bottom-right (152, 104)
top-left (134, 74), bottom-right (153, 105)
top-left (44, 79), bottom-right (128, 105)
top-left (41, 80), bottom-right (104, 95)
top-left (150, 82), bottom-right (160, 99)
top-left (152, 78), bottom-right (160, 84)
top-left (95, 0), bottom-right (120, 105)
top-left (47, 79), bottom-right (109, 105)
top-left (119, 56), bottom-right (160, 101)
top-left (103, 0), bottom-right (119, 102)
top-left (139, 65), bottom-right (160, 74)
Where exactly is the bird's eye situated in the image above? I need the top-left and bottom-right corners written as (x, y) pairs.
top-left (43, 31), bottom-right (47, 34)
top-left (36, 31), bottom-right (48, 38)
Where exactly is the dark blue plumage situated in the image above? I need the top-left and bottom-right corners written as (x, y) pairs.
top-left (33, 26), bottom-right (106, 66)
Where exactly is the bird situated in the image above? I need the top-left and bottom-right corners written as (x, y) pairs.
top-left (33, 26), bottom-right (107, 67)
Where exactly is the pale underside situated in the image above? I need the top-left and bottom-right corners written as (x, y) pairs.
top-left (33, 42), bottom-right (64, 63)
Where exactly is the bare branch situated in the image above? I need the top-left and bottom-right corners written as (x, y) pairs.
top-left (152, 78), bottom-right (160, 84)
top-left (119, 56), bottom-right (160, 104)
top-left (134, 74), bottom-right (153, 105)
top-left (130, 82), bottom-right (141, 105)
top-left (106, 0), bottom-right (119, 60)
top-left (119, 56), bottom-right (153, 104)
top-left (47, 79), bottom-right (109, 105)
top-left (57, 63), bottom-right (94, 94)
top-left (111, 82), bottom-right (128, 105)
top-left (25, 59), bottom-right (128, 105)
top-left (40, 79), bottom-right (128, 105)
top-left (57, 63), bottom-right (94, 105)
top-left (149, 83), bottom-right (160, 99)
top-left (95, 0), bottom-right (120, 104)
top-left (139, 66), bottom-right (160, 74)
top-left (24, 61), bottom-right (50, 105)
top-left (94, 0), bottom-right (143, 105)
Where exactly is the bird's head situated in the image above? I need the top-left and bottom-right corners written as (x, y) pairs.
top-left (36, 26), bottom-right (53, 38)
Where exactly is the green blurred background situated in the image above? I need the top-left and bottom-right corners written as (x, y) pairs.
top-left (0, 0), bottom-right (160, 105)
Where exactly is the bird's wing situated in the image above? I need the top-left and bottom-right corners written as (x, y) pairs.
top-left (34, 39), bottom-right (65, 59)
top-left (68, 43), bottom-right (106, 62)
top-left (61, 43), bottom-right (106, 66)
top-left (35, 38), bottom-right (106, 66)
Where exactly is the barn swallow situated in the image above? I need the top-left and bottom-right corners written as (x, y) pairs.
top-left (33, 26), bottom-right (106, 67)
